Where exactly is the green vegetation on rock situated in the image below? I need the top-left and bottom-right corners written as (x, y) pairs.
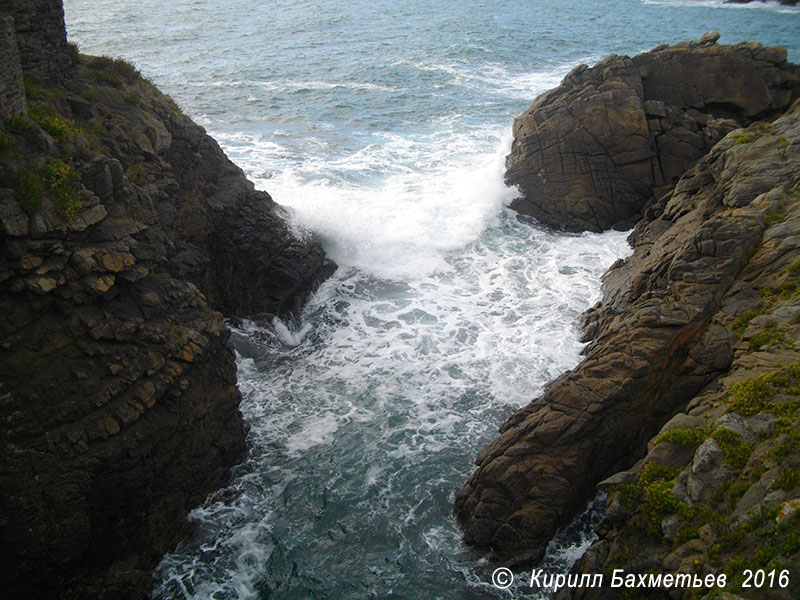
top-left (41, 158), bottom-right (80, 219)
top-left (712, 428), bottom-right (755, 469)
top-left (29, 106), bottom-right (79, 143)
top-left (12, 168), bottom-right (42, 215)
top-left (727, 363), bottom-right (800, 417)
top-left (656, 427), bottom-right (710, 447)
top-left (88, 55), bottom-right (141, 87)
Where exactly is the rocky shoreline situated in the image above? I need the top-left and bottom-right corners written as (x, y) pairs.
top-left (0, 1), bottom-right (333, 598)
top-left (4, 2), bottom-right (800, 598)
top-left (457, 34), bottom-right (800, 598)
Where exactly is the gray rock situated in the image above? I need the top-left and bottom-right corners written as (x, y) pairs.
top-left (662, 514), bottom-right (681, 542)
top-left (0, 3), bottom-right (336, 598)
top-left (692, 438), bottom-right (724, 474)
top-left (713, 413), bottom-right (755, 442)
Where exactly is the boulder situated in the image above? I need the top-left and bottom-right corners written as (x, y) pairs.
top-left (505, 35), bottom-right (800, 232)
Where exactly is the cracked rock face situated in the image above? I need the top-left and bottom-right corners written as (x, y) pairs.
top-left (505, 35), bottom-right (800, 232)
top-left (0, 5), bottom-right (334, 597)
top-left (456, 84), bottom-right (800, 565)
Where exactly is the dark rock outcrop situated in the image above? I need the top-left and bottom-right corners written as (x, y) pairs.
top-left (0, 14), bottom-right (26, 119)
top-left (553, 109), bottom-right (800, 600)
top-left (0, 0), bottom-right (71, 82)
top-left (0, 5), bottom-right (333, 599)
top-left (456, 41), bottom-right (800, 570)
top-left (725, 0), bottom-right (798, 6)
top-left (505, 35), bottom-right (800, 232)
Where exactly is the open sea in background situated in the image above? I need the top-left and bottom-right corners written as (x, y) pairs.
top-left (63, 1), bottom-right (800, 598)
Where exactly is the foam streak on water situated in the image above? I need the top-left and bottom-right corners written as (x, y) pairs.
top-left (60, 0), bottom-right (800, 598)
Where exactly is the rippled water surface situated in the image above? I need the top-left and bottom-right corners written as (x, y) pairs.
top-left (63, 1), bottom-right (800, 597)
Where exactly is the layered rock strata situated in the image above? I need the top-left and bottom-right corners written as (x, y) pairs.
top-left (456, 38), bottom-right (800, 580)
top-left (505, 35), bottom-right (800, 232)
top-left (0, 5), bottom-right (333, 599)
top-left (559, 110), bottom-right (800, 598)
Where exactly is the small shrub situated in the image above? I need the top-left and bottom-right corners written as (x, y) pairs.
top-left (731, 310), bottom-right (758, 338)
top-left (778, 136), bottom-right (789, 161)
top-left (80, 88), bottom-right (99, 103)
top-left (22, 75), bottom-right (41, 100)
top-left (764, 210), bottom-right (785, 227)
top-left (733, 133), bottom-right (757, 146)
top-left (0, 133), bottom-right (13, 156)
top-left (725, 480), bottom-right (751, 503)
top-left (88, 55), bottom-right (141, 87)
top-left (67, 41), bottom-right (80, 65)
top-left (3, 116), bottom-right (33, 132)
top-left (712, 428), bottom-right (754, 469)
top-left (674, 524), bottom-right (700, 545)
top-left (641, 480), bottom-right (681, 535)
top-left (164, 93), bottom-right (188, 119)
top-left (90, 117), bottom-right (109, 138)
top-left (774, 468), bottom-right (800, 491)
top-left (41, 158), bottom-right (81, 219)
top-left (639, 462), bottom-right (682, 484)
top-left (779, 279), bottom-right (799, 299)
top-left (656, 427), bottom-right (709, 447)
top-left (29, 106), bottom-right (79, 143)
top-left (127, 164), bottom-right (148, 186)
top-left (749, 322), bottom-right (785, 350)
top-left (13, 169), bottom-right (42, 215)
top-left (770, 437), bottom-right (798, 460)
top-left (92, 69), bottom-right (122, 87)
top-left (727, 364), bottom-right (800, 419)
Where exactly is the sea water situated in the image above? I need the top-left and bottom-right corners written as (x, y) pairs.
top-left (62, 1), bottom-right (800, 597)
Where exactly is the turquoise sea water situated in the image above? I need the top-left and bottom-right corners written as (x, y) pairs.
top-left (63, 1), bottom-right (800, 598)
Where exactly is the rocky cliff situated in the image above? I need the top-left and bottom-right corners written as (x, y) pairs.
top-left (0, 2), bottom-right (333, 598)
top-left (456, 36), bottom-right (800, 596)
top-left (558, 100), bottom-right (800, 600)
top-left (505, 32), bottom-right (799, 232)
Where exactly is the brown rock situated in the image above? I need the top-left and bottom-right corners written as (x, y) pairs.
top-left (506, 37), bottom-right (800, 232)
top-left (456, 99), bottom-right (800, 564)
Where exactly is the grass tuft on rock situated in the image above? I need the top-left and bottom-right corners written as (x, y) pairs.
top-left (727, 364), bottom-right (800, 417)
top-left (41, 158), bottom-right (81, 219)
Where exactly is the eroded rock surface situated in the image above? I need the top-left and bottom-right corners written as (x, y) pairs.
top-left (505, 35), bottom-right (800, 232)
top-left (456, 93), bottom-right (800, 568)
top-left (0, 6), bottom-right (333, 599)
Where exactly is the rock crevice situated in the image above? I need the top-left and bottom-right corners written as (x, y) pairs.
top-left (456, 37), bottom-right (800, 574)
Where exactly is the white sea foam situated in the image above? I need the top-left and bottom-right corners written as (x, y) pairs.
top-left (285, 412), bottom-right (341, 454)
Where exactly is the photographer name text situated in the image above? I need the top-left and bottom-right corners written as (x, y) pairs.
top-left (490, 567), bottom-right (791, 592)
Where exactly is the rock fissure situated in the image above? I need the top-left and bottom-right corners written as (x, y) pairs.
top-left (457, 35), bottom-right (800, 587)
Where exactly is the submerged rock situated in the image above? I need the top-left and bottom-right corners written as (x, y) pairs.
top-left (505, 34), bottom-right (800, 232)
